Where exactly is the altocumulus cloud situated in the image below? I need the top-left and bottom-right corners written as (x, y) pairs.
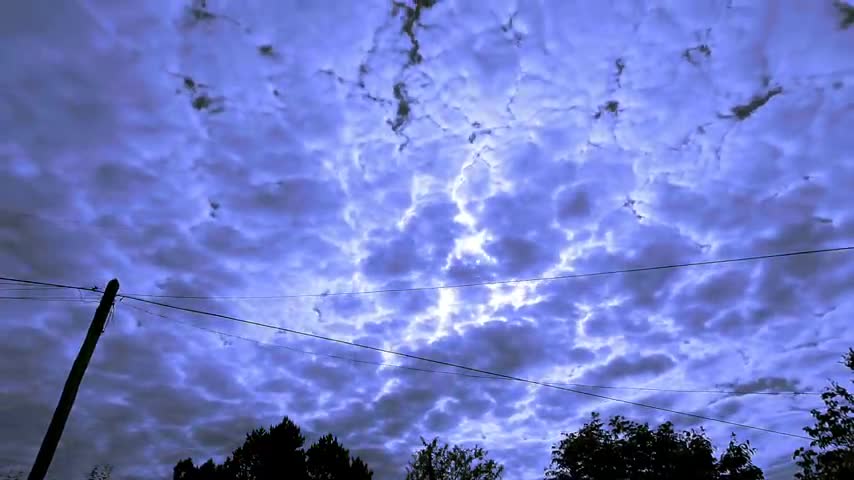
top-left (1, 1), bottom-right (853, 479)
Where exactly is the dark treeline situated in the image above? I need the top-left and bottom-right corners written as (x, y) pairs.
top-left (170, 349), bottom-right (852, 480)
top-left (4, 350), bottom-right (850, 479)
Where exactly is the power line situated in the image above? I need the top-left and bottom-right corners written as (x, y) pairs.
top-left (126, 303), bottom-right (821, 396)
top-left (0, 286), bottom-right (64, 290)
top-left (0, 296), bottom-right (100, 302)
top-left (125, 303), bottom-right (499, 380)
top-left (0, 276), bottom-right (100, 293)
top-left (120, 295), bottom-right (813, 440)
top-left (119, 246), bottom-right (854, 300)
top-left (2, 245), bottom-right (851, 302)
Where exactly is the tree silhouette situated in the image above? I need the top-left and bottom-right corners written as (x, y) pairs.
top-left (221, 417), bottom-right (308, 479)
top-left (86, 464), bottom-right (113, 480)
top-left (306, 434), bottom-right (373, 480)
top-left (793, 348), bottom-right (854, 479)
top-left (545, 412), bottom-right (763, 480)
top-left (405, 437), bottom-right (503, 480)
top-left (173, 416), bottom-right (372, 480)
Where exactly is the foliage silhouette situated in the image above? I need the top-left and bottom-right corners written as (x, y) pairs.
top-left (306, 434), bottom-right (372, 480)
top-left (730, 87), bottom-right (783, 120)
top-left (393, 0), bottom-right (438, 66)
top-left (834, 0), bottom-right (854, 29)
top-left (405, 437), bottom-right (503, 480)
top-left (173, 416), bottom-right (372, 480)
top-left (86, 464), bottom-right (113, 480)
top-left (683, 44), bottom-right (712, 65)
top-left (545, 412), bottom-right (763, 480)
top-left (793, 348), bottom-right (854, 479)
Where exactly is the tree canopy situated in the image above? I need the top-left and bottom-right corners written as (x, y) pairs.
top-left (545, 413), bottom-right (763, 480)
top-left (794, 348), bottom-right (854, 479)
top-left (405, 437), bottom-right (503, 480)
top-left (173, 417), bottom-right (371, 480)
top-left (164, 348), bottom-right (854, 480)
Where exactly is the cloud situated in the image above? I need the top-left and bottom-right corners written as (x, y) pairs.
top-left (2, 1), bottom-right (853, 480)
top-left (579, 352), bottom-right (677, 385)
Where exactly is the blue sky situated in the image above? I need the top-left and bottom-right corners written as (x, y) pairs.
top-left (1, 0), bottom-right (853, 478)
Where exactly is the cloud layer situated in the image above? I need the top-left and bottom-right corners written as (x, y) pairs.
top-left (1, 1), bottom-right (853, 479)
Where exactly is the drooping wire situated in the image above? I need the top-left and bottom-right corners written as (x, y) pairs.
top-left (125, 303), bottom-right (498, 380)
top-left (125, 303), bottom-right (821, 396)
top-left (1, 245), bottom-right (851, 302)
top-left (0, 296), bottom-right (100, 302)
top-left (120, 294), bottom-right (814, 440)
top-left (118, 246), bottom-right (854, 300)
top-left (0, 276), bottom-right (100, 293)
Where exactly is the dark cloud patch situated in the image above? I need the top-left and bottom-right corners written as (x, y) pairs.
top-left (715, 376), bottom-right (805, 396)
top-left (423, 406), bottom-right (459, 432)
top-left (390, 289), bottom-right (440, 316)
top-left (411, 317), bottom-right (578, 379)
top-left (690, 268), bottom-right (752, 307)
top-left (0, 205), bottom-right (108, 284)
top-left (555, 183), bottom-right (594, 222)
top-left (189, 414), bottom-right (265, 458)
top-left (360, 317), bottom-right (410, 339)
top-left (531, 386), bottom-right (605, 424)
top-left (489, 441), bottom-right (553, 480)
top-left (320, 295), bottom-right (375, 318)
top-left (568, 220), bottom-right (705, 312)
top-left (187, 222), bottom-right (343, 274)
top-left (361, 232), bottom-right (420, 278)
top-left (701, 308), bottom-right (761, 338)
top-left (142, 274), bottom-right (248, 312)
top-left (580, 352), bottom-right (677, 386)
top-left (450, 284), bottom-right (494, 312)
top-left (594, 392), bottom-right (688, 430)
top-left (405, 200), bottom-right (463, 262)
top-left (360, 197), bottom-right (463, 285)
top-left (708, 397), bottom-right (745, 420)
top-left (474, 185), bottom-right (569, 277)
top-left (583, 306), bottom-right (664, 340)
top-left (482, 232), bottom-right (565, 278)
top-left (477, 191), bottom-right (551, 238)
top-left (444, 253), bottom-right (497, 284)
top-left (494, 142), bottom-right (579, 193)
top-left (226, 177), bottom-right (346, 227)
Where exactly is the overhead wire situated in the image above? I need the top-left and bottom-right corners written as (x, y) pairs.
top-left (125, 303), bottom-right (499, 381)
top-left (0, 276), bottom-right (100, 293)
top-left (1, 245), bottom-right (851, 301)
top-left (1, 244), bottom-right (844, 440)
top-left (0, 286), bottom-right (76, 291)
top-left (118, 245), bottom-right (854, 300)
top-left (0, 296), bottom-right (100, 302)
top-left (125, 303), bottom-right (821, 396)
top-left (120, 294), bottom-right (813, 440)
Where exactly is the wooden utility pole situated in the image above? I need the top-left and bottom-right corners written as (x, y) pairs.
top-left (28, 279), bottom-right (119, 480)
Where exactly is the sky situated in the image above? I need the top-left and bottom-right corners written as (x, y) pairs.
top-left (1, 0), bottom-right (853, 479)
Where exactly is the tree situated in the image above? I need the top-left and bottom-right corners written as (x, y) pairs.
top-left (197, 459), bottom-right (225, 480)
top-left (173, 458), bottom-right (198, 480)
top-left (86, 464), bottom-right (113, 480)
top-left (306, 434), bottom-right (373, 480)
top-left (405, 437), bottom-right (503, 480)
top-left (222, 417), bottom-right (308, 480)
top-left (173, 416), bottom-right (372, 480)
top-left (545, 413), bottom-right (763, 480)
top-left (173, 416), bottom-right (308, 480)
top-left (793, 348), bottom-right (854, 479)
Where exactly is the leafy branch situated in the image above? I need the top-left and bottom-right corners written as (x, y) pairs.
top-left (834, 0), bottom-right (854, 29)
top-left (729, 86), bottom-right (783, 120)
top-left (683, 44), bottom-right (712, 65)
